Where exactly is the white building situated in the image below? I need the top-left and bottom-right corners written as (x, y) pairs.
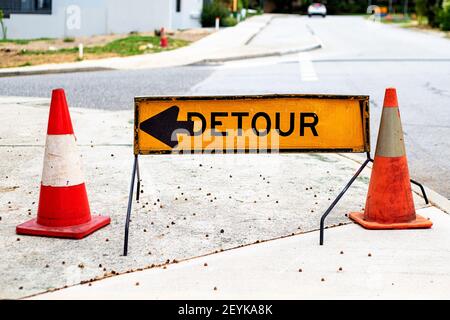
top-left (1, 0), bottom-right (204, 39)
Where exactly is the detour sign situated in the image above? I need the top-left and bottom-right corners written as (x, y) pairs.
top-left (134, 94), bottom-right (370, 154)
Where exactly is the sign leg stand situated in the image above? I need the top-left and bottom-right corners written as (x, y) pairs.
top-left (123, 155), bottom-right (138, 256)
top-left (319, 153), bottom-right (371, 245)
top-left (319, 152), bottom-right (430, 245)
top-left (410, 179), bottom-right (429, 204)
top-left (136, 156), bottom-right (141, 201)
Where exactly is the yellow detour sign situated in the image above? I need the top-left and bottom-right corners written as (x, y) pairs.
top-left (134, 94), bottom-right (370, 154)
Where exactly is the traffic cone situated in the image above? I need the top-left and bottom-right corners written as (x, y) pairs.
top-left (16, 89), bottom-right (110, 239)
top-left (349, 88), bottom-right (432, 229)
top-left (160, 27), bottom-right (168, 48)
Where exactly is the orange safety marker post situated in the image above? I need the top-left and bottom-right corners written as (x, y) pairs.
top-left (319, 88), bottom-right (430, 245)
top-left (16, 89), bottom-right (110, 239)
top-left (349, 88), bottom-right (432, 230)
top-left (160, 27), bottom-right (168, 48)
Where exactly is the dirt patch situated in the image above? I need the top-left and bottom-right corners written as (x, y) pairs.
top-left (0, 28), bottom-right (213, 69)
top-left (0, 50), bottom-right (119, 68)
top-left (171, 28), bottom-right (214, 42)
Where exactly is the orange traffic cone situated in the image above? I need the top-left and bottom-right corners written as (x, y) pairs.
top-left (16, 89), bottom-right (110, 239)
top-left (349, 88), bottom-right (432, 229)
top-left (160, 27), bottom-right (168, 48)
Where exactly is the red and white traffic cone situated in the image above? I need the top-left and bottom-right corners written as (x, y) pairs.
top-left (16, 88), bottom-right (110, 239)
top-left (349, 88), bottom-right (432, 229)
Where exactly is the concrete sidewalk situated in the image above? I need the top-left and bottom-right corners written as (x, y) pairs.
top-left (0, 95), bottom-right (441, 299)
top-left (0, 15), bottom-right (321, 77)
top-left (32, 206), bottom-right (450, 300)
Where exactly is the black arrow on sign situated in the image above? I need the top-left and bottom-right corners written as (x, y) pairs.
top-left (139, 106), bottom-right (195, 148)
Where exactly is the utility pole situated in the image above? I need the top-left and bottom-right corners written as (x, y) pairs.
top-left (404, 0), bottom-right (409, 17)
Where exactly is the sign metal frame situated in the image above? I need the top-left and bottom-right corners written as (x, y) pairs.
top-left (123, 93), bottom-right (429, 256)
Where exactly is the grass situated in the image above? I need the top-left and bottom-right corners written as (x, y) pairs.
top-left (364, 14), bottom-right (431, 29)
top-left (381, 17), bottom-right (413, 24)
top-left (367, 13), bottom-right (416, 25)
top-left (376, 15), bottom-right (449, 37)
top-left (20, 35), bottom-right (189, 57)
top-left (1, 34), bottom-right (192, 68)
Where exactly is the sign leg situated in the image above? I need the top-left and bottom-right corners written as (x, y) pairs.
top-left (410, 179), bottom-right (429, 204)
top-left (123, 155), bottom-right (138, 256)
top-left (136, 156), bottom-right (141, 201)
top-left (319, 155), bottom-right (371, 245)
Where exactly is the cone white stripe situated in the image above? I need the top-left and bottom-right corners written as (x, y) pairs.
top-left (375, 107), bottom-right (406, 157)
top-left (41, 134), bottom-right (85, 187)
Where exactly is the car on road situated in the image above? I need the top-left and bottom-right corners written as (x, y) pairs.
top-left (307, 3), bottom-right (327, 18)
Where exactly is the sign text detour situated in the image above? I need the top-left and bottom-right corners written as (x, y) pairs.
top-left (134, 94), bottom-right (369, 154)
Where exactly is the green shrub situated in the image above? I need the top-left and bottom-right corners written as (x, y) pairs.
top-left (63, 37), bottom-right (75, 43)
top-left (201, 0), bottom-right (230, 27)
top-left (222, 15), bottom-right (238, 27)
top-left (440, 0), bottom-right (450, 30)
top-left (427, 0), bottom-right (444, 28)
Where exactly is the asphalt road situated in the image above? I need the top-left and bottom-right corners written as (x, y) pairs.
top-left (1, 16), bottom-right (449, 197)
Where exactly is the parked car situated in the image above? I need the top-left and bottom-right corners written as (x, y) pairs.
top-left (307, 3), bottom-right (327, 18)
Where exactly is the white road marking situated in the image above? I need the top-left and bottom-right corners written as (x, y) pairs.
top-left (214, 55), bottom-right (297, 69)
top-left (298, 52), bottom-right (318, 81)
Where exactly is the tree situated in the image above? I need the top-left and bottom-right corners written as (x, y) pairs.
top-left (270, 0), bottom-right (294, 12)
top-left (201, 0), bottom-right (231, 27)
top-left (427, 0), bottom-right (443, 28)
top-left (415, 0), bottom-right (428, 23)
top-left (0, 9), bottom-right (8, 40)
top-left (440, 0), bottom-right (450, 30)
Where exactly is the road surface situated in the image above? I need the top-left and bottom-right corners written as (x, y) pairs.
top-left (1, 15), bottom-right (449, 197)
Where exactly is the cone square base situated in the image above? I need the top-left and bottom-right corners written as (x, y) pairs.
top-left (349, 212), bottom-right (432, 230)
top-left (16, 215), bottom-right (111, 239)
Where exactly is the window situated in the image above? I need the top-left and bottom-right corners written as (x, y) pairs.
top-left (0, 0), bottom-right (52, 18)
top-left (176, 0), bottom-right (181, 12)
